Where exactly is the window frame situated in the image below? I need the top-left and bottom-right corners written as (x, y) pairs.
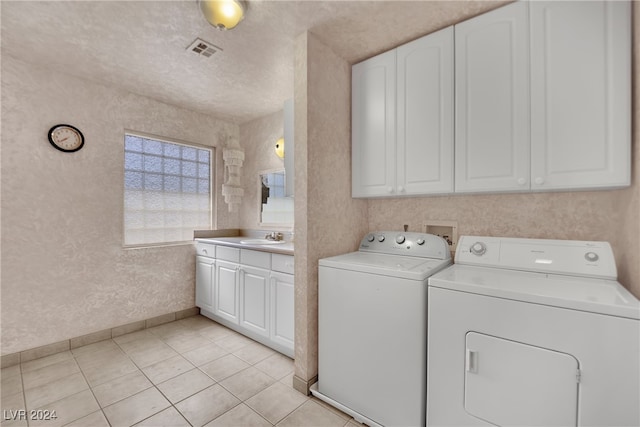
top-left (122, 130), bottom-right (215, 248)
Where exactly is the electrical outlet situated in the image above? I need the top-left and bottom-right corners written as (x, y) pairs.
top-left (423, 220), bottom-right (458, 255)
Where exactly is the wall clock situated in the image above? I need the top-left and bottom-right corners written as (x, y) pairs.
top-left (48, 124), bottom-right (84, 152)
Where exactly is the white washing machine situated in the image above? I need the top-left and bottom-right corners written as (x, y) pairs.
top-left (427, 236), bottom-right (640, 427)
top-left (312, 231), bottom-right (452, 427)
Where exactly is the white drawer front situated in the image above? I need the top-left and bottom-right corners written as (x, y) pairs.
top-left (196, 243), bottom-right (216, 258)
top-left (217, 246), bottom-right (240, 262)
top-left (241, 249), bottom-right (271, 269)
top-left (271, 254), bottom-right (294, 274)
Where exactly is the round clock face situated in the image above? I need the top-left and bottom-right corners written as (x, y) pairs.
top-left (48, 124), bottom-right (84, 152)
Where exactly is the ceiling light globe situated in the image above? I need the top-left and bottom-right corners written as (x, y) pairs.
top-left (199, 0), bottom-right (246, 30)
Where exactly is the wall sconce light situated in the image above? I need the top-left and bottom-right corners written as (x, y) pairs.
top-left (275, 137), bottom-right (285, 159)
top-left (199, 0), bottom-right (247, 30)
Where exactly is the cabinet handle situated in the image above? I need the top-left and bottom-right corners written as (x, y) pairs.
top-left (398, 185), bottom-right (405, 193)
top-left (386, 186), bottom-right (394, 193)
top-left (517, 178), bottom-right (526, 186)
top-left (534, 177), bottom-right (545, 185)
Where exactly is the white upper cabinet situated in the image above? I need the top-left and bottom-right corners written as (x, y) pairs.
top-left (455, 1), bottom-right (530, 193)
top-left (397, 27), bottom-right (454, 195)
top-left (529, 1), bottom-right (631, 190)
top-left (352, 49), bottom-right (396, 198)
top-left (351, 0), bottom-right (631, 197)
top-left (352, 27), bottom-right (454, 198)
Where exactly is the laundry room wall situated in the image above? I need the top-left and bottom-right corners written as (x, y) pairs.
top-left (292, 31), bottom-right (369, 393)
top-left (368, 4), bottom-right (640, 298)
top-left (1, 56), bottom-right (239, 355)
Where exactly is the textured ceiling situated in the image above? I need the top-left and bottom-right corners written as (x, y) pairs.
top-left (1, 0), bottom-right (506, 124)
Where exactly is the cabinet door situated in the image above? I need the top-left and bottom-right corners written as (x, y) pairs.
top-left (215, 260), bottom-right (239, 324)
top-left (352, 49), bottom-right (396, 198)
top-left (195, 256), bottom-right (215, 312)
top-left (397, 26), bottom-right (454, 195)
top-left (270, 272), bottom-right (294, 350)
top-left (455, 1), bottom-right (530, 193)
top-left (239, 265), bottom-right (270, 338)
top-left (530, 1), bottom-right (631, 190)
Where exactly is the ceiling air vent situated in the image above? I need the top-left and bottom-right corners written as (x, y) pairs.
top-left (186, 38), bottom-right (222, 58)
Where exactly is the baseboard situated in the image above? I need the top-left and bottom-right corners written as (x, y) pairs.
top-left (0, 307), bottom-right (200, 368)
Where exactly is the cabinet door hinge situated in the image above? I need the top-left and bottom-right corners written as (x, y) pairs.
top-left (576, 369), bottom-right (582, 383)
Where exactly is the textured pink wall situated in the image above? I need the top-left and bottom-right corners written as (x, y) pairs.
top-left (238, 110), bottom-right (286, 230)
top-left (1, 58), bottom-right (239, 354)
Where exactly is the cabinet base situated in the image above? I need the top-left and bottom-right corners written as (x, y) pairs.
top-left (199, 308), bottom-right (294, 358)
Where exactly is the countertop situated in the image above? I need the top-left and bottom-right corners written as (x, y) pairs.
top-left (195, 236), bottom-right (294, 256)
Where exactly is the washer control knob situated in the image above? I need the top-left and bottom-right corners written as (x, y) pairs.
top-left (416, 238), bottom-right (425, 246)
top-left (366, 234), bottom-right (375, 243)
top-left (470, 242), bottom-right (487, 256)
top-left (395, 235), bottom-right (405, 244)
top-left (585, 252), bottom-right (599, 262)
top-left (377, 235), bottom-right (385, 242)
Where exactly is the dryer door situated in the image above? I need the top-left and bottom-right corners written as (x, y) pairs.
top-left (464, 332), bottom-right (579, 426)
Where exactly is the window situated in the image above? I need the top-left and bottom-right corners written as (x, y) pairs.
top-left (124, 133), bottom-right (212, 246)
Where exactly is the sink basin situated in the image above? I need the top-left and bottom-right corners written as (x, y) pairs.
top-left (240, 239), bottom-right (287, 245)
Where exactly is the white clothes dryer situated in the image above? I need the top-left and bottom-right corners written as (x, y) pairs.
top-left (427, 236), bottom-right (640, 427)
top-left (313, 231), bottom-right (452, 427)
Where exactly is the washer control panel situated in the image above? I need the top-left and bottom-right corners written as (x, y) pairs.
top-left (456, 236), bottom-right (617, 280)
top-left (359, 231), bottom-right (451, 260)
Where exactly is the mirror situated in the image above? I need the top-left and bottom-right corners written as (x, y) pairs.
top-left (259, 169), bottom-right (293, 226)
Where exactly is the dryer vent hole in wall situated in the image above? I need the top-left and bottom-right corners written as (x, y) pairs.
top-left (423, 221), bottom-right (458, 252)
top-left (186, 38), bottom-right (222, 58)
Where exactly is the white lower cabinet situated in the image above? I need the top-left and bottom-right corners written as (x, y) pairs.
top-left (195, 243), bottom-right (294, 357)
top-left (215, 260), bottom-right (240, 325)
top-left (195, 255), bottom-right (215, 313)
top-left (239, 265), bottom-right (270, 338)
top-left (270, 271), bottom-right (294, 350)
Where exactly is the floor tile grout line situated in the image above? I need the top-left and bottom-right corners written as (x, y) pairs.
top-left (13, 317), bottom-right (304, 427)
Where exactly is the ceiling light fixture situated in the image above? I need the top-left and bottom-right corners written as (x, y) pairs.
top-left (199, 0), bottom-right (247, 30)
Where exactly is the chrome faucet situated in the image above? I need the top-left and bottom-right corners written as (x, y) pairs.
top-left (265, 232), bottom-right (284, 241)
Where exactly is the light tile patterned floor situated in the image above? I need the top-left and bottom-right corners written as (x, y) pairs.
top-left (0, 316), bottom-right (361, 427)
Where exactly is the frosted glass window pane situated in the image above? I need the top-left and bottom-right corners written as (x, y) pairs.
top-left (183, 194), bottom-right (199, 210)
top-left (164, 175), bottom-right (181, 192)
top-left (198, 150), bottom-right (210, 162)
top-left (145, 211), bottom-right (164, 228)
top-left (124, 134), bottom-right (212, 246)
top-left (182, 147), bottom-right (197, 161)
top-left (164, 229), bottom-right (182, 242)
top-left (125, 153), bottom-right (143, 171)
top-left (183, 178), bottom-right (197, 193)
top-left (126, 136), bottom-right (143, 152)
top-left (143, 191), bottom-right (163, 209)
top-left (164, 158), bottom-right (180, 175)
top-left (182, 161), bottom-right (197, 177)
top-left (125, 211), bottom-right (144, 228)
top-left (198, 179), bottom-right (209, 193)
top-left (124, 190), bottom-right (144, 210)
top-left (164, 144), bottom-right (181, 159)
top-left (125, 171), bottom-right (143, 189)
top-left (165, 212), bottom-right (182, 227)
top-left (144, 155), bottom-right (163, 173)
top-left (144, 173), bottom-right (163, 191)
top-left (198, 163), bottom-right (209, 178)
top-left (143, 139), bottom-right (163, 155)
top-left (164, 193), bottom-right (182, 210)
